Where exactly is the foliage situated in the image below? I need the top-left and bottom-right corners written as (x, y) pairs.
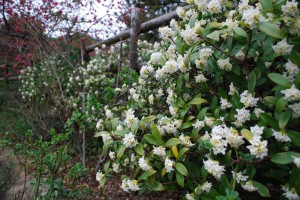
top-left (84, 0), bottom-right (300, 199)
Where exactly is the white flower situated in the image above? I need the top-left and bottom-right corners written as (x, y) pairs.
top-left (181, 25), bottom-right (200, 45)
top-left (153, 146), bottom-right (166, 157)
top-left (229, 82), bottom-right (238, 95)
top-left (109, 151), bottom-right (115, 160)
top-left (233, 107), bottom-right (251, 127)
top-left (207, 0), bottom-right (222, 14)
top-left (289, 103), bottom-right (300, 118)
top-left (285, 60), bottom-right (299, 78)
top-left (121, 179), bottom-right (140, 192)
top-left (292, 156), bottom-right (300, 168)
top-left (240, 90), bottom-right (259, 108)
top-left (101, 133), bottom-right (112, 141)
top-left (179, 134), bottom-right (195, 147)
top-left (281, 85), bottom-right (300, 102)
top-left (193, 119), bottom-right (205, 130)
top-left (253, 108), bottom-right (263, 118)
top-left (131, 153), bottom-right (136, 162)
top-left (195, 73), bottom-right (207, 83)
top-left (282, 0), bottom-right (299, 17)
top-left (242, 6), bottom-right (263, 28)
top-left (204, 116), bottom-right (215, 127)
top-left (123, 132), bottom-right (138, 148)
top-left (149, 94), bottom-right (155, 104)
top-left (96, 171), bottom-right (105, 182)
top-left (242, 181), bottom-right (257, 192)
top-left (159, 26), bottom-right (175, 39)
top-left (105, 109), bottom-right (113, 118)
top-left (116, 124), bottom-right (123, 131)
top-left (272, 130), bottom-right (291, 142)
top-left (250, 125), bottom-right (264, 139)
top-left (282, 185), bottom-right (300, 200)
top-left (247, 137), bottom-right (268, 159)
top-left (220, 98), bottom-right (232, 109)
top-left (186, 193), bottom-right (195, 200)
top-left (217, 58), bottom-right (232, 71)
top-left (164, 157), bottom-right (174, 172)
top-left (138, 157), bottom-right (152, 171)
top-left (201, 181), bottom-right (212, 193)
top-left (232, 171), bottom-right (248, 183)
top-left (176, 6), bottom-right (186, 19)
top-left (226, 128), bottom-right (244, 148)
top-left (149, 52), bottom-right (163, 65)
top-left (96, 119), bottom-right (103, 130)
top-left (113, 163), bottom-right (120, 172)
top-left (272, 38), bottom-right (294, 55)
top-left (203, 158), bottom-right (225, 180)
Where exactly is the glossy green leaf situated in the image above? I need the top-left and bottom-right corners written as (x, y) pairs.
top-left (175, 163), bottom-right (188, 176)
top-left (177, 147), bottom-right (190, 160)
top-left (140, 115), bottom-right (157, 124)
top-left (241, 129), bottom-right (253, 141)
top-left (149, 181), bottom-right (165, 191)
top-left (253, 181), bottom-right (271, 197)
top-left (268, 73), bottom-right (291, 87)
top-left (188, 97), bottom-right (207, 105)
top-left (165, 138), bottom-right (182, 147)
top-left (279, 109), bottom-right (293, 129)
top-left (248, 70), bottom-right (257, 93)
top-left (143, 134), bottom-right (160, 146)
top-left (134, 143), bottom-right (145, 156)
top-left (150, 123), bottom-right (164, 145)
top-left (271, 152), bottom-right (300, 164)
top-left (276, 97), bottom-right (288, 113)
top-left (233, 27), bottom-right (248, 39)
top-left (117, 144), bottom-right (126, 159)
top-left (259, 22), bottom-right (284, 39)
top-left (181, 122), bottom-right (193, 129)
top-left (259, 0), bottom-right (273, 10)
top-left (287, 130), bottom-right (300, 147)
top-left (260, 113), bottom-right (279, 129)
top-left (95, 131), bottom-right (109, 137)
top-left (176, 171), bottom-right (184, 187)
top-left (139, 169), bottom-right (157, 180)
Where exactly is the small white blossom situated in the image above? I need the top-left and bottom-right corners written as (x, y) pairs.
top-left (281, 85), bottom-right (300, 102)
top-left (234, 107), bottom-right (251, 127)
top-left (138, 157), bottom-right (152, 171)
top-left (242, 181), bottom-right (257, 192)
top-left (282, 185), bottom-right (300, 200)
top-left (292, 156), bottom-right (300, 168)
top-left (220, 97), bottom-right (232, 109)
top-left (153, 146), bottom-right (166, 157)
top-left (123, 132), bottom-right (138, 148)
top-left (203, 158), bottom-right (225, 180)
top-left (193, 119), bottom-right (205, 130)
top-left (195, 73), bottom-right (207, 83)
top-left (164, 157), bottom-right (175, 172)
top-left (179, 134), bottom-right (195, 147)
top-left (240, 90), bottom-right (259, 108)
top-left (247, 137), bottom-right (268, 159)
top-left (96, 171), bottom-right (105, 182)
top-left (272, 38), bottom-right (294, 55)
top-left (272, 130), bottom-right (291, 142)
top-left (289, 103), bottom-right (300, 118)
top-left (282, 0), bottom-right (299, 17)
top-left (201, 181), bottom-right (212, 193)
top-left (217, 58), bottom-right (232, 71)
top-left (232, 171), bottom-right (248, 183)
top-left (109, 151), bottom-right (115, 160)
top-left (186, 193), bottom-right (195, 200)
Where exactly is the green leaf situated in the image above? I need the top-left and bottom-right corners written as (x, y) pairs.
top-left (188, 97), bottom-right (207, 105)
top-left (150, 124), bottom-right (164, 145)
top-left (260, 113), bottom-right (279, 129)
top-left (165, 138), bottom-right (182, 147)
top-left (176, 171), bottom-right (184, 187)
top-left (140, 115), bottom-right (157, 124)
top-left (259, 0), bottom-right (273, 10)
top-left (264, 96), bottom-right (278, 105)
top-left (117, 144), bottom-right (126, 159)
top-left (233, 27), bottom-right (248, 39)
top-left (175, 163), bottom-right (188, 176)
top-left (134, 143), bottom-right (145, 156)
top-left (268, 73), bottom-right (291, 87)
top-left (287, 130), bottom-right (300, 147)
top-left (131, 121), bottom-right (139, 134)
top-left (95, 131), bottom-right (109, 137)
top-left (276, 97), bottom-right (288, 113)
top-left (197, 107), bottom-right (208, 119)
top-left (253, 181), bottom-right (271, 197)
top-left (143, 134), bottom-right (160, 146)
top-left (259, 22), bottom-right (284, 39)
top-left (241, 129), bottom-right (253, 141)
top-left (271, 152), bottom-right (300, 164)
top-left (139, 169), bottom-right (157, 180)
top-left (149, 181), bottom-right (165, 191)
top-left (176, 75), bottom-right (184, 92)
top-left (181, 122), bottom-right (193, 129)
top-left (279, 109), bottom-right (293, 129)
top-left (176, 97), bottom-right (185, 108)
top-left (206, 30), bottom-right (221, 41)
top-left (177, 147), bottom-right (189, 160)
top-left (161, 168), bottom-right (167, 177)
top-left (248, 70), bottom-right (257, 93)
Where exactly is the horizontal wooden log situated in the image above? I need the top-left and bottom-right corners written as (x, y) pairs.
top-left (85, 6), bottom-right (189, 53)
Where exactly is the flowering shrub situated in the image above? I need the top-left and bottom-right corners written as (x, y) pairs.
top-left (93, 0), bottom-right (300, 199)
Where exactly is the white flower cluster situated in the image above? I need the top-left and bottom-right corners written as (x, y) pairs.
top-left (121, 178), bottom-right (140, 192)
top-left (203, 158), bottom-right (225, 180)
top-left (122, 132), bottom-right (138, 148)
